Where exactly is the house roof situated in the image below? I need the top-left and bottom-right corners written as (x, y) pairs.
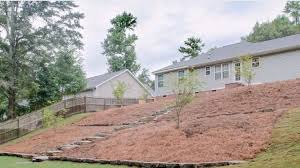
top-left (86, 69), bottom-right (127, 90)
top-left (85, 69), bottom-right (154, 96)
top-left (153, 34), bottom-right (300, 74)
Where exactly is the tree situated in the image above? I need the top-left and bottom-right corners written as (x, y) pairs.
top-left (178, 37), bottom-right (205, 61)
top-left (102, 12), bottom-right (140, 74)
top-left (28, 50), bottom-right (86, 110)
top-left (54, 50), bottom-right (86, 97)
top-left (28, 59), bottom-right (60, 110)
top-left (0, 1), bottom-right (84, 118)
top-left (240, 55), bottom-right (255, 86)
top-left (243, 15), bottom-right (299, 42)
top-left (284, 1), bottom-right (300, 25)
top-left (172, 70), bottom-right (200, 129)
top-left (113, 81), bottom-right (127, 105)
top-left (138, 68), bottom-right (154, 89)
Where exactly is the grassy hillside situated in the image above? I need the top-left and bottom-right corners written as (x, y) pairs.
top-left (224, 108), bottom-right (300, 168)
top-left (0, 156), bottom-right (126, 168)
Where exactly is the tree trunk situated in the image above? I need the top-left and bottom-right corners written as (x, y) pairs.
top-left (8, 90), bottom-right (16, 119)
top-left (6, 2), bottom-right (18, 119)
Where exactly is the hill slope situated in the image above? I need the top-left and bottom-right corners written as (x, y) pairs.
top-left (224, 108), bottom-right (300, 168)
top-left (1, 79), bottom-right (300, 163)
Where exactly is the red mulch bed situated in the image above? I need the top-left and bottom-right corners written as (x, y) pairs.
top-left (1, 79), bottom-right (300, 163)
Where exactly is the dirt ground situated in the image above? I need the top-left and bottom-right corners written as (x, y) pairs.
top-left (1, 79), bottom-right (300, 163)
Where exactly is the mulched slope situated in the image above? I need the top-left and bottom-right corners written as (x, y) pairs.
top-left (58, 79), bottom-right (300, 162)
top-left (0, 99), bottom-right (174, 154)
top-left (1, 79), bottom-right (300, 163)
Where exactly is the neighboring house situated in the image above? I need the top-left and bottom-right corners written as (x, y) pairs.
top-left (64, 69), bottom-right (153, 99)
top-left (153, 34), bottom-right (300, 97)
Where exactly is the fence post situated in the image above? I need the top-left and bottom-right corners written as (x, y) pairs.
top-left (84, 96), bottom-right (87, 113)
top-left (17, 118), bottom-right (20, 138)
top-left (103, 98), bottom-right (106, 110)
top-left (64, 99), bottom-right (67, 109)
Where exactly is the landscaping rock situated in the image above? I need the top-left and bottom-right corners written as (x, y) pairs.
top-left (32, 156), bottom-right (49, 162)
top-left (46, 150), bottom-right (62, 156)
top-left (84, 136), bottom-right (106, 141)
top-left (57, 144), bottom-right (79, 150)
top-left (73, 140), bottom-right (92, 145)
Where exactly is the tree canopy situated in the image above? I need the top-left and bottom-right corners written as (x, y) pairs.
top-left (244, 1), bottom-right (300, 43)
top-left (138, 68), bottom-right (154, 89)
top-left (102, 12), bottom-right (140, 74)
top-left (284, 1), bottom-right (300, 25)
top-left (0, 1), bottom-right (85, 119)
top-left (178, 37), bottom-right (204, 61)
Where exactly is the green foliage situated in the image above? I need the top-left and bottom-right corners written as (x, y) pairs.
top-left (138, 68), bottom-right (154, 89)
top-left (172, 70), bottom-right (200, 128)
top-left (102, 12), bottom-right (140, 74)
top-left (42, 108), bottom-right (64, 128)
top-left (54, 50), bottom-right (86, 96)
top-left (240, 55), bottom-right (255, 86)
top-left (178, 37), bottom-right (205, 61)
top-left (284, 1), bottom-right (300, 25)
top-left (140, 90), bottom-right (149, 101)
top-left (244, 1), bottom-right (300, 43)
top-left (0, 1), bottom-right (84, 118)
top-left (244, 15), bottom-right (299, 42)
top-left (28, 50), bottom-right (86, 112)
top-left (113, 81), bottom-right (127, 102)
top-left (225, 108), bottom-right (300, 168)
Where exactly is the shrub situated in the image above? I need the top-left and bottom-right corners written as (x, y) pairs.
top-left (42, 108), bottom-right (64, 128)
top-left (113, 81), bottom-right (127, 105)
top-left (172, 70), bottom-right (200, 129)
top-left (240, 55), bottom-right (256, 86)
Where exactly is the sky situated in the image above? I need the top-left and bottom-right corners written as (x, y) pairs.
top-left (76, 0), bottom-right (287, 78)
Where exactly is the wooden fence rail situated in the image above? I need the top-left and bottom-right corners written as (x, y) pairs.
top-left (0, 97), bottom-right (154, 144)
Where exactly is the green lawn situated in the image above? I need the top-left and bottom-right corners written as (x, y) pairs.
top-left (224, 108), bottom-right (300, 168)
top-left (1, 113), bottom-right (90, 147)
top-left (0, 156), bottom-right (127, 168)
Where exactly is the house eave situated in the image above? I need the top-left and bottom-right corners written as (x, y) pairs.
top-left (153, 46), bottom-right (300, 75)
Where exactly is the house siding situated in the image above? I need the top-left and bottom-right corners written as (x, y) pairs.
top-left (94, 71), bottom-right (148, 99)
top-left (155, 50), bottom-right (300, 96)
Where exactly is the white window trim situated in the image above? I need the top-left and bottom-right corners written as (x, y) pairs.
top-left (214, 64), bottom-right (222, 80)
top-left (178, 70), bottom-right (185, 79)
top-left (222, 63), bottom-right (229, 79)
top-left (205, 66), bottom-right (210, 76)
top-left (157, 74), bottom-right (164, 88)
top-left (214, 63), bottom-right (230, 80)
top-left (252, 57), bottom-right (260, 67)
top-left (234, 62), bottom-right (241, 81)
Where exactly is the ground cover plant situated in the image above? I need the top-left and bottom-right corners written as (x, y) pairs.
top-left (224, 108), bottom-right (300, 168)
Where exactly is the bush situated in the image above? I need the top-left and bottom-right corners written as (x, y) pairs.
top-left (172, 70), bottom-right (201, 129)
top-left (42, 108), bottom-right (64, 128)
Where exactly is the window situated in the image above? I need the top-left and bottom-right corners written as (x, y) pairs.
top-left (158, 74), bottom-right (164, 87)
top-left (205, 66), bottom-right (210, 75)
top-left (215, 64), bottom-right (221, 80)
top-left (178, 70), bottom-right (185, 79)
top-left (235, 62), bottom-right (241, 81)
top-left (222, 63), bottom-right (229, 79)
top-left (252, 57), bottom-right (259, 67)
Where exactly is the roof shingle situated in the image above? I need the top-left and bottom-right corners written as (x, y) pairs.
top-left (153, 34), bottom-right (300, 74)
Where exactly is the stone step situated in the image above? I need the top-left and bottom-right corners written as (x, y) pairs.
top-left (95, 133), bottom-right (109, 137)
top-left (32, 156), bottom-right (49, 162)
top-left (46, 150), bottom-right (62, 156)
top-left (73, 140), bottom-right (92, 145)
top-left (57, 144), bottom-right (80, 150)
top-left (84, 136), bottom-right (106, 141)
